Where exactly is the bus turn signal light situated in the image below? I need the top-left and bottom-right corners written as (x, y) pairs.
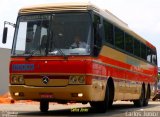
top-left (71, 93), bottom-right (83, 97)
top-left (14, 92), bottom-right (24, 97)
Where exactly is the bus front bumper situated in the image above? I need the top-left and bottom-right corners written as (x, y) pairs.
top-left (9, 85), bottom-right (104, 102)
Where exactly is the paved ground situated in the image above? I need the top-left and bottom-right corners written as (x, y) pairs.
top-left (0, 101), bottom-right (160, 117)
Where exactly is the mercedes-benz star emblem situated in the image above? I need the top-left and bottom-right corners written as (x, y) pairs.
top-left (42, 76), bottom-right (49, 84)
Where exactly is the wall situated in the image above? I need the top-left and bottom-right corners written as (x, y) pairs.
top-left (0, 48), bottom-right (10, 94)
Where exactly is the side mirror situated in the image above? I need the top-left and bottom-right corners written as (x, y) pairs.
top-left (2, 27), bottom-right (8, 44)
top-left (2, 21), bottom-right (15, 44)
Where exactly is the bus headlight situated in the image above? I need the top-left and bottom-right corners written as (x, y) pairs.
top-left (11, 75), bottom-right (24, 84)
top-left (69, 76), bottom-right (85, 84)
top-left (78, 76), bottom-right (85, 84)
top-left (12, 75), bottom-right (18, 83)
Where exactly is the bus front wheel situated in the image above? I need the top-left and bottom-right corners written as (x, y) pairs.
top-left (90, 85), bottom-right (109, 113)
top-left (40, 100), bottom-right (49, 112)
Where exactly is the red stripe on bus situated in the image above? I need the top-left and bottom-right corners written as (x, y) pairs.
top-left (99, 55), bottom-right (157, 76)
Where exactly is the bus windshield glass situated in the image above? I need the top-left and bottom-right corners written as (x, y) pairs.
top-left (12, 12), bottom-right (92, 56)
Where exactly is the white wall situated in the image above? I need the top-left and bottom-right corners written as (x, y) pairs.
top-left (0, 48), bottom-right (10, 94)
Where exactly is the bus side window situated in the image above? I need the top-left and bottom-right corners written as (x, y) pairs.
top-left (115, 27), bottom-right (124, 50)
top-left (152, 50), bottom-right (157, 65)
top-left (141, 43), bottom-right (147, 60)
top-left (103, 20), bottom-right (114, 45)
top-left (134, 39), bottom-right (140, 57)
top-left (146, 47), bottom-right (152, 62)
top-left (125, 33), bottom-right (133, 54)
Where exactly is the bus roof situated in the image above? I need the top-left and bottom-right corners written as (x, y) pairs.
top-left (19, 2), bottom-right (156, 50)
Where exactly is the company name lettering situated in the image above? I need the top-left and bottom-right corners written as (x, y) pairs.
top-left (12, 64), bottom-right (34, 71)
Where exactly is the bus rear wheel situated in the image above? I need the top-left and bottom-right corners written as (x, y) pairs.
top-left (143, 86), bottom-right (150, 106)
top-left (40, 100), bottom-right (49, 112)
top-left (90, 85), bottom-right (109, 113)
top-left (133, 86), bottom-right (145, 107)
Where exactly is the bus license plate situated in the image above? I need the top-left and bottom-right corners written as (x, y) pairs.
top-left (40, 93), bottom-right (53, 99)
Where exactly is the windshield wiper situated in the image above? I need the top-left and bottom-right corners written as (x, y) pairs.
top-left (55, 48), bottom-right (68, 60)
top-left (50, 38), bottom-right (68, 59)
top-left (25, 50), bottom-right (39, 60)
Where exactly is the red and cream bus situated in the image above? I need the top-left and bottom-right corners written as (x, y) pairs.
top-left (2, 2), bottom-right (158, 112)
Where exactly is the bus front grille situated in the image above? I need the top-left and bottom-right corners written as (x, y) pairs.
top-left (24, 75), bottom-right (69, 87)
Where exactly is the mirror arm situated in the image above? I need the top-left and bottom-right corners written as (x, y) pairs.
top-left (4, 21), bottom-right (16, 28)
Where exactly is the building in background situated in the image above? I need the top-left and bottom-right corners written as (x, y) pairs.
top-left (0, 48), bottom-right (10, 95)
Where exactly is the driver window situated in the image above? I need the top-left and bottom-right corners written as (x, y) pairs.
top-left (93, 14), bottom-right (102, 56)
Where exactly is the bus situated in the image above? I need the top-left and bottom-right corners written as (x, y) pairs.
top-left (2, 2), bottom-right (158, 112)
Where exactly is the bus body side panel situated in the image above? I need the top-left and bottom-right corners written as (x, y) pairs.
top-left (98, 45), bottom-right (157, 101)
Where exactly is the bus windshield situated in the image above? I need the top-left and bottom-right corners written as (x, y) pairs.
top-left (12, 12), bottom-right (92, 56)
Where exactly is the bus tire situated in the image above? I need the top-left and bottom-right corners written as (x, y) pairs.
top-left (133, 86), bottom-right (145, 107)
top-left (40, 100), bottom-right (49, 112)
top-left (108, 80), bottom-right (114, 108)
top-left (143, 85), bottom-right (150, 106)
top-left (109, 100), bottom-right (113, 108)
top-left (90, 85), bottom-right (109, 113)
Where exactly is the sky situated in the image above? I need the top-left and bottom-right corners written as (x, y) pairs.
top-left (0, 0), bottom-right (160, 66)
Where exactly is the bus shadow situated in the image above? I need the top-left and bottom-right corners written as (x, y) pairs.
top-left (18, 103), bottom-right (158, 117)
